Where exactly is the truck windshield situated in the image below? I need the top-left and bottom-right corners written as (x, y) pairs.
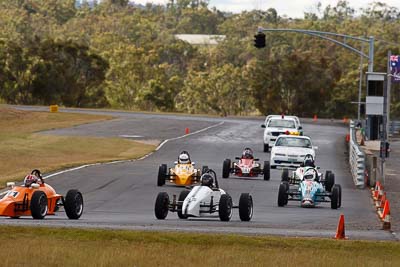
top-left (268, 119), bottom-right (296, 128)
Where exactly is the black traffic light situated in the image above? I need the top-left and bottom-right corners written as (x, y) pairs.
top-left (254, 32), bottom-right (266, 48)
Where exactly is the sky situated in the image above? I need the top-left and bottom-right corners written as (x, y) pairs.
top-left (131, 0), bottom-right (400, 17)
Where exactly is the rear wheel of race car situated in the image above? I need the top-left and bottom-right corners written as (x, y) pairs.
top-left (278, 183), bottom-right (288, 207)
top-left (30, 191), bottom-right (48, 219)
top-left (222, 159), bottom-right (231, 178)
top-left (263, 143), bottom-right (269, 153)
top-left (155, 192), bottom-right (169, 219)
top-left (331, 185), bottom-right (340, 209)
top-left (64, 189), bottom-right (84, 219)
top-left (283, 182), bottom-right (289, 205)
top-left (218, 194), bottom-right (233, 221)
top-left (263, 161), bottom-right (270, 181)
top-left (239, 193), bottom-right (253, 221)
top-left (325, 172), bottom-right (335, 192)
top-left (177, 190), bottom-right (190, 219)
top-left (281, 168), bottom-right (289, 182)
top-left (337, 184), bottom-right (342, 208)
top-left (157, 164), bottom-right (167, 186)
top-left (325, 170), bottom-right (332, 179)
top-left (202, 165), bottom-right (209, 174)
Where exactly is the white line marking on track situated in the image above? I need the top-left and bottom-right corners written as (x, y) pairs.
top-left (0, 121), bottom-right (224, 196)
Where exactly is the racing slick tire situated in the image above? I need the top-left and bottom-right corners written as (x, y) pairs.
top-left (30, 191), bottom-right (48, 219)
top-left (281, 168), bottom-right (289, 182)
top-left (155, 192), bottom-right (169, 219)
top-left (278, 183), bottom-right (288, 207)
top-left (325, 172), bottom-right (335, 192)
top-left (177, 190), bottom-right (190, 219)
top-left (64, 189), bottom-right (84, 219)
top-left (222, 159), bottom-right (231, 178)
top-left (202, 165), bottom-right (209, 175)
top-left (157, 164), bottom-right (167, 186)
top-left (263, 161), bottom-right (270, 181)
top-left (218, 194), bottom-right (233, 221)
top-left (331, 185), bottom-right (340, 209)
top-left (337, 184), bottom-right (342, 208)
top-left (238, 193), bottom-right (253, 221)
top-left (263, 143), bottom-right (269, 153)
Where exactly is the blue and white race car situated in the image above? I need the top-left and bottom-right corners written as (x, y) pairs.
top-left (277, 164), bottom-right (341, 209)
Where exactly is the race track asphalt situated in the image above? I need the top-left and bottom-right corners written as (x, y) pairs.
top-left (2, 106), bottom-right (397, 241)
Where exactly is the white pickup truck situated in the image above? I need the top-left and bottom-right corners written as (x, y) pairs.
top-left (261, 115), bottom-right (302, 152)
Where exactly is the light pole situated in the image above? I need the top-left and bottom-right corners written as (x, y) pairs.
top-left (256, 28), bottom-right (375, 120)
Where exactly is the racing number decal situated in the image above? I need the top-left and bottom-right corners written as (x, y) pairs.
top-left (6, 191), bottom-right (19, 198)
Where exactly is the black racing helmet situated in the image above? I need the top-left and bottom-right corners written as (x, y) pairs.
top-left (200, 173), bottom-right (214, 187)
top-left (303, 154), bottom-right (314, 167)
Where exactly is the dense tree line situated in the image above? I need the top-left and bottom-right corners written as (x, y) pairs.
top-left (0, 0), bottom-right (399, 118)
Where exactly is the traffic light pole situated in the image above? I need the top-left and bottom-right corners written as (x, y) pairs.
top-left (256, 27), bottom-right (375, 121)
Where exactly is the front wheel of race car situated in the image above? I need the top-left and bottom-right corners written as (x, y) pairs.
top-left (157, 164), bottom-right (167, 186)
top-left (155, 192), bottom-right (169, 219)
top-left (263, 161), bottom-right (270, 181)
top-left (219, 194), bottom-right (233, 221)
top-left (222, 159), bottom-right (231, 178)
top-left (239, 193), bottom-right (253, 221)
top-left (325, 171), bottom-right (335, 192)
top-left (277, 183), bottom-right (288, 207)
top-left (177, 190), bottom-right (190, 219)
top-left (281, 168), bottom-right (289, 182)
top-left (30, 191), bottom-right (48, 219)
top-left (331, 185), bottom-right (340, 209)
top-left (263, 143), bottom-right (269, 153)
top-left (64, 189), bottom-right (84, 219)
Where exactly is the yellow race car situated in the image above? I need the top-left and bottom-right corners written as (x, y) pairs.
top-left (157, 151), bottom-right (207, 186)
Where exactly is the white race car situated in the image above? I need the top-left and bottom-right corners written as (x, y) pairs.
top-left (270, 135), bottom-right (316, 169)
top-left (154, 170), bottom-right (253, 221)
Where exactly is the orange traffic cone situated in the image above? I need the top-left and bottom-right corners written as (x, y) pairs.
top-left (371, 182), bottom-right (381, 198)
top-left (377, 192), bottom-right (387, 210)
top-left (334, 214), bottom-right (347, 240)
top-left (343, 117), bottom-right (348, 123)
top-left (379, 200), bottom-right (390, 219)
top-left (380, 200), bottom-right (391, 230)
top-left (373, 189), bottom-right (380, 201)
top-left (313, 114), bottom-right (317, 122)
top-left (185, 128), bottom-right (190, 134)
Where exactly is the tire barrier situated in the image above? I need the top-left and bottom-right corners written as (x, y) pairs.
top-left (349, 120), bottom-right (365, 188)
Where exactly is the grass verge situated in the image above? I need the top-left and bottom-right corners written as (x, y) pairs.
top-left (0, 226), bottom-right (399, 267)
top-left (0, 107), bottom-right (156, 186)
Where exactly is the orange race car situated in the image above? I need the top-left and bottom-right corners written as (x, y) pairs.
top-left (157, 151), bottom-right (208, 186)
top-left (0, 169), bottom-right (83, 219)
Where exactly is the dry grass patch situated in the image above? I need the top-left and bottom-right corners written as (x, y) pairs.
top-left (0, 107), bottom-right (156, 185)
top-left (0, 226), bottom-right (399, 267)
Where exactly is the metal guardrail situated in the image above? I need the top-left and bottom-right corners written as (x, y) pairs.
top-left (349, 120), bottom-right (365, 188)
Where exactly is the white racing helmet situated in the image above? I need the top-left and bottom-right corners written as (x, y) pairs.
top-left (178, 152), bottom-right (190, 164)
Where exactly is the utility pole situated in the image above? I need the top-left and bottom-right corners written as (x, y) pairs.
top-left (358, 42), bottom-right (364, 120)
